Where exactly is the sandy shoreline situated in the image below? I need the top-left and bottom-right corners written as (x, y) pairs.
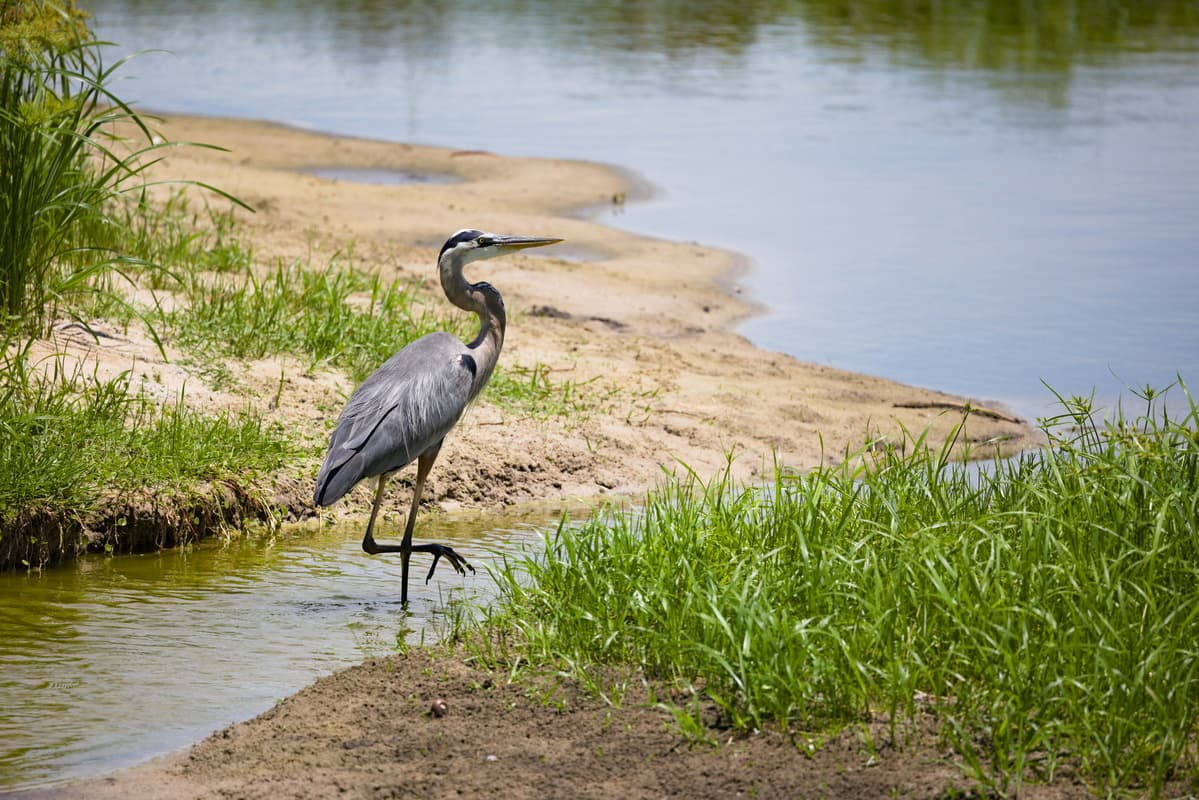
top-left (10, 113), bottom-right (1045, 797)
top-left (140, 113), bottom-right (1037, 503)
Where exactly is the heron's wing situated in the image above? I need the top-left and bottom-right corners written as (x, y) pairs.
top-left (314, 333), bottom-right (477, 506)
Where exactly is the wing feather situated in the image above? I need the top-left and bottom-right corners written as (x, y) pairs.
top-left (314, 333), bottom-right (474, 506)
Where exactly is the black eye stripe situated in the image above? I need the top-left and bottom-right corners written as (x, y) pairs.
top-left (439, 229), bottom-right (484, 258)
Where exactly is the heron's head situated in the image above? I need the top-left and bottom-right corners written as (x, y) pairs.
top-left (438, 229), bottom-right (563, 268)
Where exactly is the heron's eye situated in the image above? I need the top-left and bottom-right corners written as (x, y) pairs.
top-left (476, 236), bottom-right (493, 247)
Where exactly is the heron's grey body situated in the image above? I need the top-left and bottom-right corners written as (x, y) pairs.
top-left (313, 332), bottom-right (480, 507)
top-left (313, 229), bottom-right (561, 604)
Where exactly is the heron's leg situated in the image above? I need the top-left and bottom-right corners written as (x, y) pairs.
top-left (405, 444), bottom-right (474, 582)
top-left (360, 475), bottom-right (390, 555)
top-left (357, 445), bottom-right (474, 603)
top-left (395, 445), bottom-right (443, 603)
top-left (358, 450), bottom-right (438, 564)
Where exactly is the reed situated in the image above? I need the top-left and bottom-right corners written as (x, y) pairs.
top-left (479, 385), bottom-right (1199, 796)
top-left (1, 1), bottom-right (139, 332)
top-left (0, 2), bottom-right (244, 336)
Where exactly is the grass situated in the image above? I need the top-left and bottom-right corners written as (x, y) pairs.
top-left (486, 360), bottom-right (618, 421)
top-left (0, 1), bottom-right (240, 337)
top-left (166, 252), bottom-right (446, 381)
top-left (1, 0), bottom-right (111, 330)
top-left (150, 229), bottom-right (607, 418)
top-left (474, 385), bottom-right (1199, 797)
top-left (113, 189), bottom-right (252, 281)
top-left (0, 341), bottom-right (296, 518)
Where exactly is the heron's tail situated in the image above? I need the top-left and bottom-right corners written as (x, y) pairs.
top-left (313, 452), bottom-right (365, 507)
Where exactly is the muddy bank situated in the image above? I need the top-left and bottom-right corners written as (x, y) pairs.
top-left (0, 479), bottom-right (298, 571)
top-left (22, 646), bottom-right (1095, 800)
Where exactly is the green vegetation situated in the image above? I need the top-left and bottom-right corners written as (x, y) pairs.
top-left (478, 387), bottom-right (1199, 796)
top-left (0, 4), bottom-right (289, 561)
top-left (2, 0), bottom-right (116, 332)
top-left (0, 342), bottom-right (294, 517)
top-left (0, 1), bottom-right (236, 337)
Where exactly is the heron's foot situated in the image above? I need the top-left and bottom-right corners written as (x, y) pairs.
top-left (417, 543), bottom-right (475, 583)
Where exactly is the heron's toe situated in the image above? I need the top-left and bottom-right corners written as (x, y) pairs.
top-left (423, 544), bottom-right (474, 582)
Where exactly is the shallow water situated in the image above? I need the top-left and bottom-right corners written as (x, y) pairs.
top-left (296, 166), bottom-right (460, 185)
top-left (0, 512), bottom-right (554, 790)
top-left (82, 0), bottom-right (1199, 420)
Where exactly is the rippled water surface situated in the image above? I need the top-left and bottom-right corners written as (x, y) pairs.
top-left (0, 514), bottom-right (550, 790)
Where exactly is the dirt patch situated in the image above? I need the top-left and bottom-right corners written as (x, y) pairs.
top-left (26, 647), bottom-right (1094, 800)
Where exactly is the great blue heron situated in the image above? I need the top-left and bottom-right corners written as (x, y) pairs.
top-left (313, 229), bottom-right (563, 604)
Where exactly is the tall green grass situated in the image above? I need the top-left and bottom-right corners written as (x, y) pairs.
top-left (1, 1), bottom-right (147, 332)
top-left (480, 387), bottom-right (1199, 796)
top-left (0, 1), bottom-right (244, 336)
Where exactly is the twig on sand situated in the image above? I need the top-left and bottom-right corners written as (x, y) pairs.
top-left (893, 400), bottom-right (1021, 424)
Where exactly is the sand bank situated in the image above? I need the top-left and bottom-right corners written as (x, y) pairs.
top-left (131, 114), bottom-right (1038, 519)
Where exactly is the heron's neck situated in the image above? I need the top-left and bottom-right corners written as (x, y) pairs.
top-left (441, 255), bottom-right (505, 389)
top-left (466, 302), bottom-right (504, 353)
top-left (440, 253), bottom-right (476, 314)
top-left (464, 297), bottom-right (504, 399)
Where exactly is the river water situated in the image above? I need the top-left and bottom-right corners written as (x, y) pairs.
top-left (0, 513), bottom-right (553, 790)
top-left (3, 0), bottom-right (1198, 790)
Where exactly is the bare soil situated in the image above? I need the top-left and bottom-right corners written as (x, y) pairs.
top-left (11, 115), bottom-right (1058, 798)
top-left (26, 647), bottom-right (1093, 800)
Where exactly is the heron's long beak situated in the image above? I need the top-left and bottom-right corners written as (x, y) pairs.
top-left (490, 234), bottom-right (563, 251)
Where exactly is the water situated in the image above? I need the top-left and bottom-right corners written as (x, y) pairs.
top-left (5, 0), bottom-right (1199, 789)
top-left (79, 0), bottom-right (1199, 420)
top-left (0, 513), bottom-right (551, 791)
top-left (295, 167), bottom-right (459, 185)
